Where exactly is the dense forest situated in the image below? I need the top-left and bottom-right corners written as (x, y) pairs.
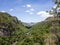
top-left (0, 0), bottom-right (60, 45)
top-left (0, 11), bottom-right (60, 45)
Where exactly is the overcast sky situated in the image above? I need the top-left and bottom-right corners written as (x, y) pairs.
top-left (0, 0), bottom-right (55, 23)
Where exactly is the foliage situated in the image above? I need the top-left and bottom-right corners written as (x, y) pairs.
top-left (0, 12), bottom-right (60, 45)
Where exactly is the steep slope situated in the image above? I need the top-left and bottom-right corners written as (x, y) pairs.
top-left (0, 12), bottom-right (60, 45)
top-left (17, 16), bottom-right (60, 45)
top-left (30, 16), bottom-right (60, 45)
top-left (0, 12), bottom-right (28, 45)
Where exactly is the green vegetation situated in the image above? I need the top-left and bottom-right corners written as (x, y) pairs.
top-left (0, 12), bottom-right (28, 45)
top-left (16, 16), bottom-right (60, 45)
top-left (0, 12), bottom-right (60, 45)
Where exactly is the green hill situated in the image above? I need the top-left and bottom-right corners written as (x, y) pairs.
top-left (22, 22), bottom-right (35, 29)
top-left (29, 16), bottom-right (60, 45)
top-left (0, 12), bottom-right (28, 45)
top-left (0, 12), bottom-right (60, 45)
top-left (17, 16), bottom-right (60, 45)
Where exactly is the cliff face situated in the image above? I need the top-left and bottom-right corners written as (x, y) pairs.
top-left (45, 16), bottom-right (60, 45)
top-left (44, 16), bottom-right (60, 45)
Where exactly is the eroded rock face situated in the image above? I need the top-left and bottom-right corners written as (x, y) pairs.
top-left (44, 32), bottom-right (60, 45)
top-left (44, 34), bottom-right (58, 45)
top-left (0, 31), bottom-right (4, 36)
top-left (44, 26), bottom-right (60, 45)
top-left (0, 28), bottom-right (12, 36)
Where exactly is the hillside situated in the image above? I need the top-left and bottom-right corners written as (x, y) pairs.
top-left (29, 16), bottom-right (60, 45)
top-left (17, 16), bottom-right (60, 45)
top-left (0, 12), bottom-right (28, 45)
top-left (0, 12), bottom-right (60, 45)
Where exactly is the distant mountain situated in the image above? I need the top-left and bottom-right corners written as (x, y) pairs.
top-left (22, 22), bottom-right (35, 29)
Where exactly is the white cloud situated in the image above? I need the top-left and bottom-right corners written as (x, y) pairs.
top-left (25, 10), bottom-right (30, 13)
top-left (10, 9), bottom-right (14, 11)
top-left (30, 8), bottom-right (35, 11)
top-left (25, 8), bottom-right (35, 13)
top-left (26, 4), bottom-right (31, 7)
top-left (53, 5), bottom-right (57, 9)
top-left (1, 11), bottom-right (6, 13)
top-left (37, 11), bottom-right (53, 17)
top-left (25, 10), bottom-right (34, 15)
top-left (36, 11), bottom-right (53, 21)
top-left (29, 12), bottom-right (34, 15)
top-left (23, 4), bottom-right (32, 8)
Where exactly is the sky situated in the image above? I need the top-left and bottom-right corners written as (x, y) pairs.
top-left (0, 0), bottom-right (55, 23)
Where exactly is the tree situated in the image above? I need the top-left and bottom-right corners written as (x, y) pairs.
top-left (54, 0), bottom-right (60, 4)
top-left (49, 0), bottom-right (60, 16)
